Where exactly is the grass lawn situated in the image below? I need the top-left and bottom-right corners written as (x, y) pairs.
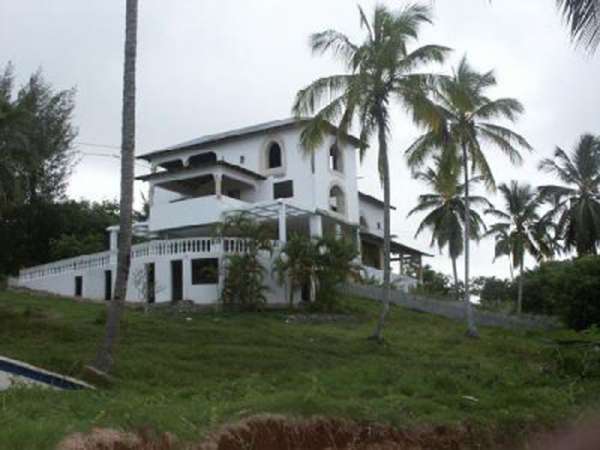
top-left (0, 290), bottom-right (598, 450)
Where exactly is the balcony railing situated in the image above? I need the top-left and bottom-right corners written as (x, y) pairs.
top-left (18, 237), bottom-right (276, 282)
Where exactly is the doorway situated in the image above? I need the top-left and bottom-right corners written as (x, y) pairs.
top-left (146, 263), bottom-right (156, 304)
top-left (104, 270), bottom-right (112, 301)
top-left (74, 276), bottom-right (83, 297)
top-left (171, 260), bottom-right (183, 302)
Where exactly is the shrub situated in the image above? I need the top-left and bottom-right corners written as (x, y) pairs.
top-left (522, 256), bottom-right (600, 330)
top-left (474, 276), bottom-right (516, 312)
top-left (217, 214), bottom-right (274, 312)
top-left (275, 235), bottom-right (359, 312)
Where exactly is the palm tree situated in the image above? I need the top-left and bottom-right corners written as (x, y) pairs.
top-left (408, 156), bottom-right (491, 301)
top-left (557, 0), bottom-right (600, 51)
top-left (538, 134), bottom-right (600, 256)
top-left (91, 0), bottom-right (138, 375)
top-left (405, 57), bottom-right (531, 337)
top-left (293, 4), bottom-right (449, 341)
top-left (485, 181), bottom-right (552, 314)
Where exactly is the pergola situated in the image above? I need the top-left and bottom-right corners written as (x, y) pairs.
top-left (225, 200), bottom-right (314, 243)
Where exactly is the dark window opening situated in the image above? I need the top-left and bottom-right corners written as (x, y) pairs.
top-left (75, 276), bottom-right (83, 297)
top-left (268, 142), bottom-right (282, 169)
top-left (240, 155), bottom-right (245, 164)
top-left (329, 185), bottom-right (345, 214)
top-left (273, 180), bottom-right (294, 199)
top-left (329, 145), bottom-right (342, 172)
top-left (227, 189), bottom-right (241, 199)
top-left (191, 258), bottom-right (219, 285)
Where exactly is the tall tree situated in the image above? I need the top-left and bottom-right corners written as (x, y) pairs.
top-left (0, 64), bottom-right (76, 209)
top-left (557, 0), bottom-right (600, 52)
top-left (91, 0), bottom-right (138, 375)
top-left (406, 57), bottom-right (531, 337)
top-left (408, 157), bottom-right (491, 301)
top-left (485, 181), bottom-right (551, 314)
top-left (292, 4), bottom-right (449, 341)
top-left (538, 134), bottom-right (600, 256)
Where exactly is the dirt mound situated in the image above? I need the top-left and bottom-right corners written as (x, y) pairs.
top-left (56, 415), bottom-right (600, 450)
top-left (197, 415), bottom-right (478, 450)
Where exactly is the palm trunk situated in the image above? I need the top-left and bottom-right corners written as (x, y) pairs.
top-left (370, 112), bottom-right (391, 342)
top-left (517, 260), bottom-right (524, 315)
top-left (91, 0), bottom-right (138, 374)
top-left (451, 257), bottom-right (459, 302)
top-left (461, 143), bottom-right (479, 338)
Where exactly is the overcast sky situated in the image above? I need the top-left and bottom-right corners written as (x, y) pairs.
top-left (1, 0), bottom-right (599, 279)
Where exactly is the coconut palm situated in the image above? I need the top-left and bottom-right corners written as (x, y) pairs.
top-left (91, 0), bottom-right (138, 375)
top-left (293, 4), bottom-right (449, 341)
top-left (485, 181), bottom-right (552, 314)
top-left (557, 0), bottom-right (600, 51)
top-left (405, 57), bottom-right (531, 337)
top-left (538, 134), bottom-right (600, 256)
top-left (408, 156), bottom-right (491, 301)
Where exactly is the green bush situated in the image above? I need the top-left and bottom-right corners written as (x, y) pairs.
top-left (474, 276), bottom-right (516, 312)
top-left (522, 256), bottom-right (600, 330)
top-left (0, 273), bottom-right (7, 290)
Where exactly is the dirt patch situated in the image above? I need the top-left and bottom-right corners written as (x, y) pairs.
top-left (55, 415), bottom-right (600, 450)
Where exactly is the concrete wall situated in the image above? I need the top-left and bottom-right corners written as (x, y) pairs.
top-left (19, 251), bottom-right (292, 306)
top-left (338, 283), bottom-right (561, 331)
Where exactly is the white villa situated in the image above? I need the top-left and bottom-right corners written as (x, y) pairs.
top-left (17, 118), bottom-right (429, 305)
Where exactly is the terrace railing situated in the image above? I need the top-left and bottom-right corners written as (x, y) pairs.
top-left (18, 237), bottom-right (276, 282)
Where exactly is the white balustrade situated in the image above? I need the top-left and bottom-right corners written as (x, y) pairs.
top-left (18, 237), bottom-right (277, 282)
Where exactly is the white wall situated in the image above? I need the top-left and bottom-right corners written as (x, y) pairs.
top-left (147, 125), bottom-right (363, 233)
top-left (359, 198), bottom-right (385, 236)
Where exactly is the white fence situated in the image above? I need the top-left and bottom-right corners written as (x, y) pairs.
top-left (18, 237), bottom-right (266, 282)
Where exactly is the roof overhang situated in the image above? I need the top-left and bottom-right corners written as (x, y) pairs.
top-left (360, 231), bottom-right (433, 257)
top-left (137, 118), bottom-right (366, 161)
top-left (358, 191), bottom-right (397, 211)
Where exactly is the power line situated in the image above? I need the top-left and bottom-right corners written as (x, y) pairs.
top-left (75, 141), bottom-right (121, 150)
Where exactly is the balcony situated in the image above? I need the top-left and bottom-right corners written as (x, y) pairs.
top-left (149, 195), bottom-right (250, 232)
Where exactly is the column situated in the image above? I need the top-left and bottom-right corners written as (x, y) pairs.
top-left (214, 174), bottom-right (222, 199)
top-left (309, 214), bottom-right (323, 239)
top-left (334, 224), bottom-right (342, 239)
top-left (278, 201), bottom-right (287, 243)
top-left (355, 227), bottom-right (362, 262)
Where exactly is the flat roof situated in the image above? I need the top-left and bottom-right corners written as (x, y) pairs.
top-left (138, 117), bottom-right (364, 161)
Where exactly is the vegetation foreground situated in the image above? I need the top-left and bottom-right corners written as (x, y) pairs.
top-left (0, 291), bottom-right (599, 450)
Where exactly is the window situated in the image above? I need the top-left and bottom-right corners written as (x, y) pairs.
top-left (329, 185), bottom-right (346, 215)
top-left (191, 258), bottom-right (219, 285)
top-left (329, 144), bottom-right (343, 172)
top-left (273, 180), bottom-right (294, 199)
top-left (239, 155), bottom-right (245, 165)
top-left (377, 222), bottom-right (382, 230)
top-left (360, 216), bottom-right (369, 230)
top-left (267, 142), bottom-right (282, 169)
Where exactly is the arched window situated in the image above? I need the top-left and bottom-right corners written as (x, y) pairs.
top-left (267, 142), bottom-right (282, 169)
top-left (329, 144), bottom-right (343, 172)
top-left (329, 185), bottom-right (346, 215)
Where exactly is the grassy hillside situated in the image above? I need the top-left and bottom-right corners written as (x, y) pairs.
top-left (0, 290), bottom-right (598, 450)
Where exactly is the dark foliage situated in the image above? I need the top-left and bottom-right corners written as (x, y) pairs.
top-left (521, 257), bottom-right (600, 329)
top-left (0, 199), bottom-right (119, 275)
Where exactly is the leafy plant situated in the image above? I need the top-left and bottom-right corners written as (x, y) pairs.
top-left (217, 213), bottom-right (274, 311)
top-left (275, 235), bottom-right (359, 312)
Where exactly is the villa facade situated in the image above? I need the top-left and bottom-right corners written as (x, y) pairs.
top-left (17, 118), bottom-right (429, 305)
